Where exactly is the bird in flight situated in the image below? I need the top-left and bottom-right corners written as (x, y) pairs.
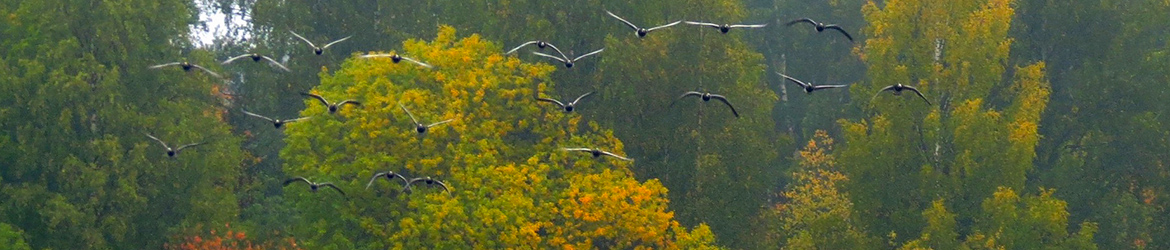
top-left (562, 148), bottom-right (633, 161)
top-left (360, 53), bottom-right (432, 68)
top-left (533, 48), bottom-right (604, 68)
top-left (776, 73), bottom-right (849, 94)
top-left (505, 40), bottom-right (567, 58)
top-left (149, 61), bottom-right (222, 79)
top-left (366, 170), bottom-right (411, 191)
top-left (399, 103), bottom-right (455, 135)
top-left (537, 92), bottom-right (593, 113)
top-left (241, 109), bottom-right (310, 129)
top-left (290, 30), bottom-right (352, 55)
top-left (405, 176), bottom-right (451, 195)
top-left (605, 10), bottom-right (682, 38)
top-left (283, 177), bottom-right (346, 197)
top-left (684, 21), bottom-right (767, 34)
top-left (786, 18), bottom-right (853, 41)
top-left (872, 83), bottom-right (931, 105)
top-left (222, 53), bottom-right (291, 72)
top-left (301, 92), bottom-right (361, 114)
top-left (672, 91), bottom-right (740, 118)
top-left (144, 133), bottom-right (205, 158)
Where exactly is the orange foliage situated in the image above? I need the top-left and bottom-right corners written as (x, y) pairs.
top-left (166, 224), bottom-right (301, 250)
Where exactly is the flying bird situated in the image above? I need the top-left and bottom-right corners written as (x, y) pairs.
top-left (360, 53), bottom-right (432, 68)
top-left (872, 83), bottom-right (931, 105)
top-left (221, 53), bottom-right (291, 72)
top-left (283, 177), bottom-right (346, 197)
top-left (241, 109), bottom-right (310, 128)
top-left (605, 10), bottom-right (682, 38)
top-left (533, 48), bottom-right (604, 68)
top-left (537, 92), bottom-right (593, 113)
top-left (366, 170), bottom-right (411, 190)
top-left (290, 30), bottom-right (352, 55)
top-left (786, 18), bottom-right (853, 41)
top-left (144, 133), bottom-right (205, 158)
top-left (149, 61), bottom-right (222, 78)
top-left (777, 73), bottom-right (849, 94)
top-left (399, 104), bottom-right (454, 134)
top-left (672, 91), bottom-right (740, 118)
top-left (562, 148), bottom-right (633, 161)
top-left (405, 176), bottom-right (451, 195)
top-left (505, 40), bottom-right (567, 58)
top-left (301, 92), bottom-right (361, 114)
top-left (684, 21), bottom-right (767, 34)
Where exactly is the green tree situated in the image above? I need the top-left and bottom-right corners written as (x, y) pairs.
top-left (0, 223), bottom-right (31, 250)
top-left (964, 187), bottom-right (1097, 250)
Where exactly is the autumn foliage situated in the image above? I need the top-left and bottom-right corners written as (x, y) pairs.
top-left (167, 224), bottom-right (301, 250)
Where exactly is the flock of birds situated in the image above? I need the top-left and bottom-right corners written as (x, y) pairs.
top-left (142, 10), bottom-right (932, 200)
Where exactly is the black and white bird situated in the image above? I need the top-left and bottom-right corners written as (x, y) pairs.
top-left (562, 148), bottom-right (633, 161)
top-left (301, 92), bottom-right (361, 114)
top-left (399, 104), bottom-right (454, 135)
top-left (366, 170), bottom-right (410, 190)
top-left (144, 133), bottom-right (205, 158)
top-left (360, 53), bottom-right (432, 68)
top-left (605, 10), bottom-right (682, 38)
top-left (283, 177), bottom-right (346, 197)
top-left (405, 176), bottom-right (451, 195)
top-left (684, 21), bottom-right (767, 34)
top-left (786, 18), bottom-right (853, 41)
top-left (537, 92), bottom-right (593, 113)
top-left (777, 73), bottom-right (849, 94)
top-left (241, 109), bottom-right (310, 128)
top-left (505, 40), bottom-right (567, 58)
top-left (533, 48), bottom-right (604, 68)
top-left (149, 61), bottom-right (222, 78)
top-left (872, 83), bottom-right (931, 105)
top-left (672, 91), bottom-right (740, 118)
top-left (290, 31), bottom-right (352, 55)
top-left (221, 53), bottom-right (291, 72)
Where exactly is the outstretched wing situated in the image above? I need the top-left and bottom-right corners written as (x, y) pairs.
top-left (366, 172), bottom-right (387, 189)
top-left (599, 150), bottom-right (634, 161)
top-left (319, 183), bottom-right (346, 197)
top-left (148, 62), bottom-right (182, 69)
top-left (729, 24), bottom-right (767, 29)
top-left (143, 133), bottom-right (169, 149)
top-left (321, 35), bottom-right (352, 49)
top-left (532, 51), bottom-right (568, 63)
top-left (536, 97), bottom-right (566, 107)
top-left (571, 92), bottom-right (594, 105)
top-left (427, 119), bottom-right (455, 128)
top-left (505, 41), bottom-right (540, 54)
top-left (337, 100), bottom-right (362, 108)
top-left (777, 73), bottom-right (810, 88)
top-left (282, 177), bottom-right (311, 186)
top-left (289, 30), bottom-right (316, 47)
top-left (824, 25), bottom-right (854, 41)
top-left (221, 54), bottom-right (252, 65)
top-left (174, 142), bottom-right (205, 153)
top-left (405, 178), bottom-right (428, 193)
top-left (870, 85), bottom-right (900, 102)
top-left (811, 84), bottom-right (849, 91)
top-left (241, 109), bottom-right (275, 122)
top-left (398, 103), bottom-right (420, 125)
top-left (605, 10), bottom-right (640, 31)
top-left (709, 94), bottom-right (740, 118)
top-left (397, 56), bottom-right (433, 68)
top-left (647, 20), bottom-right (683, 32)
top-left (359, 53), bottom-right (394, 59)
top-left (684, 21), bottom-right (721, 28)
top-left (188, 64), bottom-right (223, 79)
top-left (259, 55), bottom-right (292, 72)
top-left (561, 148), bottom-right (594, 152)
top-left (786, 18), bottom-right (817, 27)
top-left (283, 116), bottom-right (312, 123)
top-left (300, 92), bottom-right (331, 107)
top-left (670, 91), bottom-right (705, 107)
top-left (903, 85), bottom-right (932, 105)
top-left (433, 179), bottom-right (452, 195)
top-left (573, 48), bottom-right (605, 61)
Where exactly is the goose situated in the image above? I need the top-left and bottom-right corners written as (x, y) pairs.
top-left (872, 83), bottom-right (931, 105)
top-left (505, 40), bottom-right (567, 58)
top-left (366, 170), bottom-right (411, 190)
top-left (300, 92), bottom-right (361, 114)
top-left (536, 92), bottom-right (593, 113)
top-left (221, 53), bottom-right (291, 72)
top-left (290, 30), bottom-right (352, 55)
top-left (532, 48), bottom-right (604, 68)
top-left (777, 73), bottom-right (848, 93)
top-left (672, 91), bottom-right (740, 118)
top-left (605, 10), bottom-right (682, 38)
top-left (144, 133), bottom-right (205, 158)
top-left (562, 148), bottom-right (633, 161)
top-left (399, 104), bottom-right (454, 134)
top-left (149, 61), bottom-right (222, 78)
top-left (786, 18), bottom-right (853, 41)
top-left (405, 176), bottom-right (451, 195)
top-left (241, 109), bottom-right (310, 128)
top-left (360, 53), bottom-right (432, 68)
top-left (283, 177), bottom-right (346, 197)
top-left (684, 21), bottom-right (767, 34)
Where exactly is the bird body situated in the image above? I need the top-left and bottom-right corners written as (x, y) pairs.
top-left (144, 133), bottom-right (204, 157)
top-left (563, 148), bottom-right (633, 161)
top-left (367, 171), bottom-right (411, 191)
top-left (222, 53), bottom-right (291, 72)
top-left (283, 177), bottom-right (346, 197)
top-left (405, 176), bottom-right (451, 195)
top-left (399, 104), bottom-right (454, 135)
top-left (149, 61), bottom-right (222, 78)
top-left (533, 48), bottom-right (603, 68)
top-left (242, 109), bottom-right (310, 128)
top-left (873, 83), bottom-right (932, 105)
top-left (605, 10), bottom-right (681, 38)
top-left (360, 53), bottom-right (432, 68)
top-left (777, 73), bottom-right (849, 94)
top-left (786, 18), bottom-right (854, 41)
top-left (673, 91), bottom-right (740, 118)
top-left (684, 21), bottom-right (766, 34)
top-left (290, 31), bottom-right (352, 55)
top-left (301, 92), bottom-right (361, 114)
top-left (537, 92), bottom-right (593, 113)
top-left (506, 40), bottom-right (567, 59)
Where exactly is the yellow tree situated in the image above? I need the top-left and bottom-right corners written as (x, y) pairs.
top-left (838, 0), bottom-right (1061, 243)
top-left (279, 26), bottom-right (718, 249)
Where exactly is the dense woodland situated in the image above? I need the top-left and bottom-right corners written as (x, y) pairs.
top-left (0, 0), bottom-right (1167, 249)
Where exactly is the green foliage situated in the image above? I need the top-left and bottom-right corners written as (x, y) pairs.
top-left (0, 223), bottom-right (31, 250)
top-left (965, 187), bottom-right (1097, 250)
top-left (278, 26), bottom-right (717, 249)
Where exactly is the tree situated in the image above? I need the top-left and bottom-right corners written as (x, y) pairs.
top-left (278, 26), bottom-right (718, 249)
top-left (964, 187), bottom-right (1097, 250)
top-left (0, 223), bottom-right (31, 250)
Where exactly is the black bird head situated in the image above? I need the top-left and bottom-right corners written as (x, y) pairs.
top-left (564, 105), bottom-right (575, 112)
top-left (536, 41), bottom-right (548, 49)
top-left (591, 149), bottom-right (603, 158)
top-left (637, 29), bottom-right (649, 37)
top-left (314, 48), bottom-right (324, 55)
top-left (701, 93), bottom-right (712, 101)
top-left (249, 54), bottom-right (263, 61)
top-left (720, 25), bottom-right (731, 33)
top-left (328, 105), bottom-right (339, 113)
top-left (565, 62), bottom-right (574, 68)
top-left (416, 124), bottom-right (428, 134)
top-left (309, 184), bottom-right (320, 191)
top-left (166, 149), bottom-right (176, 157)
top-left (815, 25), bottom-right (826, 32)
top-left (391, 54), bottom-right (403, 63)
top-left (273, 120), bottom-right (285, 128)
top-left (180, 62), bottom-right (193, 71)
